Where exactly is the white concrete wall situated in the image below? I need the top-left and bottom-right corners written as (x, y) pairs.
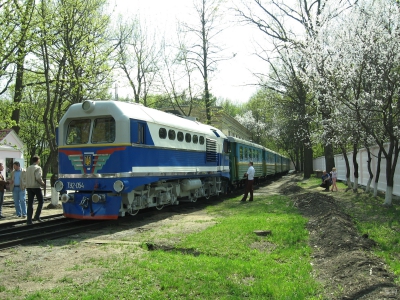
top-left (313, 144), bottom-right (400, 196)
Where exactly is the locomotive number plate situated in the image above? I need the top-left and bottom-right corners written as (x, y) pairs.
top-left (67, 182), bottom-right (85, 189)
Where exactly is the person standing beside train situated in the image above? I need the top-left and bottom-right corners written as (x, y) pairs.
top-left (0, 163), bottom-right (8, 219)
top-left (26, 155), bottom-right (46, 225)
top-left (9, 161), bottom-right (27, 217)
top-left (241, 161), bottom-right (255, 202)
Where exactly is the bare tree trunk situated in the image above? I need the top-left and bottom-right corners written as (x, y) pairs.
top-left (383, 139), bottom-right (399, 206)
top-left (324, 143), bottom-right (335, 176)
top-left (12, 49), bottom-right (25, 134)
top-left (300, 144), bottom-right (304, 172)
top-left (340, 145), bottom-right (352, 191)
top-left (365, 147), bottom-right (373, 193)
top-left (373, 148), bottom-right (382, 197)
top-left (11, 0), bottom-right (34, 134)
top-left (352, 143), bottom-right (359, 192)
top-left (303, 141), bottom-right (313, 179)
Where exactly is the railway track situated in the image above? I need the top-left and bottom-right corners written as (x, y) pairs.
top-left (0, 177), bottom-right (279, 251)
top-left (0, 214), bottom-right (117, 250)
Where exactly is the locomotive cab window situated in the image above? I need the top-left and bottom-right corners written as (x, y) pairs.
top-left (92, 117), bottom-right (116, 143)
top-left (66, 119), bottom-right (91, 145)
top-left (159, 128), bottom-right (167, 139)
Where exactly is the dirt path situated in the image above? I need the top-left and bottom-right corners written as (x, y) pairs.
top-left (0, 174), bottom-right (399, 299)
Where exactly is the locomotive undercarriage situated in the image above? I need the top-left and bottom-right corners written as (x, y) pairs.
top-left (119, 177), bottom-right (226, 216)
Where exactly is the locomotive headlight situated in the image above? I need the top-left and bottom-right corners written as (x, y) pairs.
top-left (113, 180), bottom-right (124, 193)
top-left (54, 180), bottom-right (64, 192)
top-left (82, 100), bottom-right (95, 113)
top-left (92, 194), bottom-right (105, 203)
top-left (61, 193), bottom-right (73, 203)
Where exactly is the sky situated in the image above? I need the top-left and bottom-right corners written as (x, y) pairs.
top-left (109, 0), bottom-right (266, 104)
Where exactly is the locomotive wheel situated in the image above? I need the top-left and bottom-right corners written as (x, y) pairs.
top-left (156, 205), bottom-right (164, 210)
top-left (129, 209), bottom-right (140, 216)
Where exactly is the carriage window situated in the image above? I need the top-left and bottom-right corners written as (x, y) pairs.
top-left (239, 147), bottom-right (243, 160)
top-left (177, 131), bottom-right (184, 142)
top-left (193, 135), bottom-right (198, 144)
top-left (168, 129), bottom-right (176, 140)
top-left (185, 133), bottom-right (191, 143)
top-left (199, 136), bottom-right (205, 145)
top-left (249, 149), bottom-right (253, 160)
top-left (66, 119), bottom-right (91, 144)
top-left (159, 128), bottom-right (167, 139)
top-left (244, 148), bottom-right (248, 159)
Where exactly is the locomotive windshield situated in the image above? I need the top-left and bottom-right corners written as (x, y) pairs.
top-left (66, 119), bottom-right (91, 144)
top-left (92, 117), bottom-right (115, 143)
top-left (66, 117), bottom-right (115, 145)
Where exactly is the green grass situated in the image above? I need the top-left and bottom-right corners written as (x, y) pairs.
top-left (23, 193), bottom-right (323, 300)
top-left (301, 175), bottom-right (400, 284)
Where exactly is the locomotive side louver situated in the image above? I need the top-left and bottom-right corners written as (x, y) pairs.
top-left (206, 138), bottom-right (217, 162)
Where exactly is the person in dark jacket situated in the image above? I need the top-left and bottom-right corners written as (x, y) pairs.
top-left (320, 170), bottom-right (331, 191)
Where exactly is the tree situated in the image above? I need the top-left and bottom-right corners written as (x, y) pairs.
top-left (235, 110), bottom-right (266, 143)
top-left (0, 0), bottom-right (26, 95)
top-left (304, 1), bottom-right (400, 204)
top-left (115, 17), bottom-right (161, 106)
top-left (181, 0), bottom-right (228, 124)
top-left (157, 33), bottom-right (203, 115)
top-left (35, 0), bottom-right (114, 186)
top-left (10, 0), bottom-right (36, 135)
top-left (234, 0), bottom-right (358, 178)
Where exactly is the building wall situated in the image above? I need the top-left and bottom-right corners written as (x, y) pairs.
top-left (0, 130), bottom-right (25, 176)
top-left (313, 143), bottom-right (400, 196)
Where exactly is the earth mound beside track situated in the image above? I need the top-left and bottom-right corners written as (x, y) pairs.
top-left (281, 176), bottom-right (399, 299)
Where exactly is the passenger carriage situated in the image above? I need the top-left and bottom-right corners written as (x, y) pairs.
top-left (227, 137), bottom-right (264, 187)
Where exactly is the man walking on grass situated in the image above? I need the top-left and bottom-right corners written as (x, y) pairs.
top-left (241, 161), bottom-right (255, 202)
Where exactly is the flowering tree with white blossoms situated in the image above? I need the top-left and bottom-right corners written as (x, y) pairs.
top-left (304, 1), bottom-right (400, 204)
top-left (235, 110), bottom-right (267, 144)
top-left (235, 0), bottom-right (359, 177)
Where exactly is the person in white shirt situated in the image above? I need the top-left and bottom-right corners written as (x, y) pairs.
top-left (241, 161), bottom-right (255, 202)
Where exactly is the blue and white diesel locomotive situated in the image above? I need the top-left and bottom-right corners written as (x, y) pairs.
top-left (54, 100), bottom-right (231, 219)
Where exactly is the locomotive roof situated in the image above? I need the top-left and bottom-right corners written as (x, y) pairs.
top-left (61, 100), bottom-right (226, 138)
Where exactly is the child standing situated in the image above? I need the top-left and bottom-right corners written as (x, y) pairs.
top-left (331, 167), bottom-right (338, 191)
